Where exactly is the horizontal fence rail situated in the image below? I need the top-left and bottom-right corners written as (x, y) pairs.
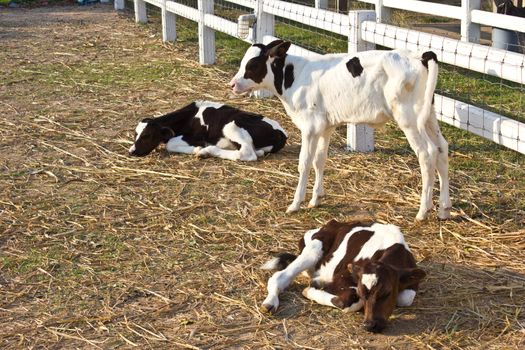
top-left (359, 0), bottom-right (463, 20)
top-left (471, 9), bottom-right (525, 34)
top-left (117, 0), bottom-right (525, 154)
top-left (358, 0), bottom-right (525, 37)
top-left (262, 0), bottom-right (349, 35)
top-left (360, 21), bottom-right (525, 85)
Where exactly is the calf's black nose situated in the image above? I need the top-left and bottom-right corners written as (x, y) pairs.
top-left (363, 319), bottom-right (386, 333)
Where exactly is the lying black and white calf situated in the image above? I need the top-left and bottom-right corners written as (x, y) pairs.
top-left (129, 101), bottom-right (288, 161)
top-left (261, 219), bottom-right (426, 333)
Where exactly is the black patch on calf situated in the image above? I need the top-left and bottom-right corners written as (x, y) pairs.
top-left (271, 56), bottom-right (286, 95)
top-left (273, 253), bottom-right (297, 270)
top-left (233, 111), bottom-right (287, 153)
top-left (421, 51), bottom-right (438, 69)
top-left (346, 57), bottom-right (363, 78)
top-left (284, 64), bottom-right (294, 89)
top-left (244, 55), bottom-right (268, 83)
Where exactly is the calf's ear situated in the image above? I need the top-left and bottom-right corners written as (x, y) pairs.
top-left (141, 118), bottom-right (154, 123)
top-left (268, 41), bottom-right (291, 58)
top-left (398, 268), bottom-right (426, 289)
top-left (160, 127), bottom-right (175, 143)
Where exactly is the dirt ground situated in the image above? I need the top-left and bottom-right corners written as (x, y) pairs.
top-left (1, 4), bottom-right (524, 349)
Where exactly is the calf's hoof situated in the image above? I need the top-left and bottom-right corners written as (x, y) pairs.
top-left (286, 203), bottom-right (300, 213)
top-left (302, 287), bottom-right (311, 298)
top-left (415, 210), bottom-right (429, 221)
top-left (196, 149), bottom-right (210, 158)
top-left (330, 296), bottom-right (345, 309)
top-left (307, 198), bottom-right (319, 209)
top-left (438, 207), bottom-right (452, 220)
top-left (260, 303), bottom-right (277, 314)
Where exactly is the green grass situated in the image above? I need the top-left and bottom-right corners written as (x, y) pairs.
top-left (3, 60), bottom-right (178, 92)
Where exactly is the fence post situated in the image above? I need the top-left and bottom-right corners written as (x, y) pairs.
top-left (134, 0), bottom-right (147, 23)
top-left (347, 10), bottom-right (376, 152)
top-left (375, 0), bottom-right (391, 23)
top-left (162, 0), bottom-right (177, 42)
top-left (114, 0), bottom-right (125, 10)
top-left (253, 0), bottom-right (275, 98)
top-left (461, 0), bottom-right (481, 42)
top-left (198, 0), bottom-right (215, 64)
top-left (315, 0), bottom-right (328, 10)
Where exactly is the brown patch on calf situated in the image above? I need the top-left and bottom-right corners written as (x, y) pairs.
top-left (312, 219), bottom-right (374, 271)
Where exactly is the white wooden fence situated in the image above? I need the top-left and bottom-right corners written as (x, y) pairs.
top-left (114, 0), bottom-right (525, 154)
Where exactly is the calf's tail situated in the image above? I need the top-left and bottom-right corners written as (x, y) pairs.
top-left (261, 252), bottom-right (297, 271)
top-left (417, 51), bottom-right (439, 134)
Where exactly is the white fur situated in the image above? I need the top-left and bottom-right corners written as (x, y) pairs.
top-left (262, 237), bottom-right (323, 312)
top-left (361, 273), bottom-right (378, 290)
top-left (314, 226), bottom-right (371, 285)
top-left (135, 122), bottom-right (148, 141)
top-left (302, 287), bottom-right (338, 307)
top-left (255, 145), bottom-right (274, 157)
top-left (231, 46), bottom-right (451, 220)
top-left (304, 228), bottom-right (320, 243)
top-left (353, 224), bottom-right (408, 262)
top-left (263, 117), bottom-right (288, 137)
top-left (129, 121), bottom-right (149, 153)
top-left (216, 137), bottom-right (237, 150)
top-left (166, 136), bottom-right (200, 154)
top-left (397, 289), bottom-right (416, 307)
top-left (195, 100), bottom-right (224, 109)
top-left (261, 257), bottom-right (281, 271)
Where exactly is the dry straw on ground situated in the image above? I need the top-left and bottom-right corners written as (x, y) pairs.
top-left (0, 4), bottom-right (524, 349)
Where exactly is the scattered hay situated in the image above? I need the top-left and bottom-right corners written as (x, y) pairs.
top-left (0, 4), bottom-right (524, 349)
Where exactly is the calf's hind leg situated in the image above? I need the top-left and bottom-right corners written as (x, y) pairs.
top-left (197, 121), bottom-right (258, 161)
top-left (166, 136), bottom-right (201, 154)
top-left (397, 120), bottom-right (438, 221)
top-left (308, 127), bottom-right (334, 208)
top-left (426, 115), bottom-right (451, 219)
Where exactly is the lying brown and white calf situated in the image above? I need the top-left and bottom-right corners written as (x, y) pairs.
top-left (129, 101), bottom-right (287, 161)
top-left (261, 219), bottom-right (426, 333)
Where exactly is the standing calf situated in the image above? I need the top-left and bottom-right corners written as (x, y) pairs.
top-left (230, 41), bottom-right (451, 220)
top-left (261, 219), bottom-right (426, 333)
top-left (129, 101), bottom-right (287, 161)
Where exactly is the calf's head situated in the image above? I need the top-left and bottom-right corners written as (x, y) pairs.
top-left (351, 261), bottom-right (426, 333)
top-left (229, 40), bottom-right (291, 95)
top-left (129, 119), bottom-right (174, 157)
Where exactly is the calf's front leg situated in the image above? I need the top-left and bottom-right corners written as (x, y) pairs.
top-left (308, 127), bottom-right (334, 208)
top-left (287, 131), bottom-right (320, 213)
